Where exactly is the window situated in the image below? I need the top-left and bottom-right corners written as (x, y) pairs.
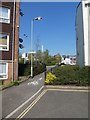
top-left (0, 33), bottom-right (9, 51)
top-left (0, 63), bottom-right (8, 80)
top-left (0, 7), bottom-right (10, 23)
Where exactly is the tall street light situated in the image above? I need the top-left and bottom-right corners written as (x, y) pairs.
top-left (30, 16), bottom-right (43, 78)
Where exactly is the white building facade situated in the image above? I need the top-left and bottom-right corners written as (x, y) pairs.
top-left (61, 56), bottom-right (76, 65)
top-left (76, 0), bottom-right (90, 67)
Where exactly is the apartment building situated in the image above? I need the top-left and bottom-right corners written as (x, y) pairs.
top-left (0, 1), bottom-right (20, 84)
top-left (76, 0), bottom-right (90, 67)
top-left (61, 55), bottom-right (76, 65)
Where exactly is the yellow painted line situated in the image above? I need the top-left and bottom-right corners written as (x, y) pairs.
top-left (16, 89), bottom-right (47, 120)
top-left (47, 88), bottom-right (89, 92)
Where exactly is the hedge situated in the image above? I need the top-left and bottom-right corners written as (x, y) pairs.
top-left (45, 65), bottom-right (89, 86)
top-left (18, 62), bottom-right (46, 77)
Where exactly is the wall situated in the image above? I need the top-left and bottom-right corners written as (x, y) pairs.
top-left (76, 2), bottom-right (84, 67)
top-left (88, 3), bottom-right (90, 65)
top-left (0, 2), bottom-right (20, 85)
top-left (0, 2), bottom-right (13, 60)
top-left (76, 0), bottom-right (90, 67)
top-left (82, 0), bottom-right (89, 66)
top-left (14, 2), bottom-right (20, 81)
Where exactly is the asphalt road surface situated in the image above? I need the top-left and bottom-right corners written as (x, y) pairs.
top-left (1, 70), bottom-right (89, 119)
top-left (15, 89), bottom-right (88, 119)
top-left (2, 73), bottom-right (45, 119)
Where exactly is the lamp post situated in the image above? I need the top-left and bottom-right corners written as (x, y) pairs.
top-left (30, 17), bottom-right (42, 78)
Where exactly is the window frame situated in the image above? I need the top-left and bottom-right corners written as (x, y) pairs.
top-left (0, 62), bottom-right (8, 80)
top-left (0, 6), bottom-right (10, 24)
top-left (0, 33), bottom-right (9, 51)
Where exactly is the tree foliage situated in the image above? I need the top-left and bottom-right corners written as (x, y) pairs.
top-left (35, 49), bottom-right (61, 66)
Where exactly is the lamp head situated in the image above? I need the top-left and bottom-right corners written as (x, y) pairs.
top-left (34, 17), bottom-right (43, 21)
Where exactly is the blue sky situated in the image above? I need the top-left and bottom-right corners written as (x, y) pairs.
top-left (20, 2), bottom-right (79, 56)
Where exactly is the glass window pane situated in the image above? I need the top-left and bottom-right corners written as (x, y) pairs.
top-left (0, 34), bottom-right (7, 45)
top-left (0, 63), bottom-right (8, 79)
top-left (0, 64), bottom-right (3, 73)
top-left (2, 63), bottom-right (6, 73)
top-left (0, 7), bottom-right (10, 23)
top-left (0, 7), bottom-right (2, 16)
top-left (0, 63), bottom-right (6, 74)
top-left (0, 7), bottom-right (8, 18)
top-left (0, 33), bottom-right (8, 50)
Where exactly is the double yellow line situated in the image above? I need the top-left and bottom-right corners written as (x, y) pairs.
top-left (16, 89), bottom-right (47, 120)
top-left (16, 88), bottom-right (88, 120)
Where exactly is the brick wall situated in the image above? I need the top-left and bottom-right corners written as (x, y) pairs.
top-left (2, 1), bottom-right (20, 85)
top-left (14, 2), bottom-right (20, 81)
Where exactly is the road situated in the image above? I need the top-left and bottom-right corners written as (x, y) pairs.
top-left (15, 89), bottom-right (88, 119)
top-left (1, 65), bottom-right (55, 119)
top-left (2, 72), bottom-right (45, 119)
top-left (1, 69), bottom-right (89, 119)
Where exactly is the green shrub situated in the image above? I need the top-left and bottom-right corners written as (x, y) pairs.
top-left (19, 58), bottom-right (24, 64)
top-left (88, 66), bottom-right (90, 85)
top-left (13, 81), bottom-right (19, 86)
top-left (79, 66), bottom-right (88, 85)
top-left (53, 65), bottom-right (78, 84)
top-left (0, 80), bottom-right (3, 86)
top-left (52, 65), bottom-right (88, 86)
top-left (18, 64), bottom-right (30, 76)
top-left (18, 62), bottom-right (46, 77)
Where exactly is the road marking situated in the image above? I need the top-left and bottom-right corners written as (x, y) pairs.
top-left (28, 81), bottom-right (38, 85)
top-left (27, 77), bottom-right (42, 85)
top-left (16, 89), bottom-right (47, 120)
top-left (47, 88), bottom-right (88, 92)
top-left (5, 86), bottom-right (44, 119)
top-left (39, 77), bottom-right (42, 81)
top-left (15, 88), bottom-right (88, 119)
top-left (5, 87), bottom-right (88, 119)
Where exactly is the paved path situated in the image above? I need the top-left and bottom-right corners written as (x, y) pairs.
top-left (2, 73), bottom-right (45, 119)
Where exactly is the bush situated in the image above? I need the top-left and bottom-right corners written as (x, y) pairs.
top-left (18, 64), bottom-right (30, 76)
top-left (18, 62), bottom-right (46, 77)
top-left (13, 81), bottom-right (19, 86)
top-left (49, 65), bottom-right (88, 86)
top-left (52, 65), bottom-right (79, 84)
top-left (78, 66), bottom-right (88, 85)
top-left (33, 62), bottom-right (46, 76)
top-left (45, 72), bottom-right (57, 85)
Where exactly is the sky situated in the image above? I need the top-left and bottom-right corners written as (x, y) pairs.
top-left (19, 2), bottom-right (79, 56)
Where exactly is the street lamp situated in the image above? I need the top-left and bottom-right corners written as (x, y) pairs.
top-left (30, 16), bottom-right (43, 78)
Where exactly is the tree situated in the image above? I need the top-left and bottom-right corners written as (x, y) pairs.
top-left (54, 53), bottom-right (62, 64)
top-left (36, 50), bottom-right (42, 62)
